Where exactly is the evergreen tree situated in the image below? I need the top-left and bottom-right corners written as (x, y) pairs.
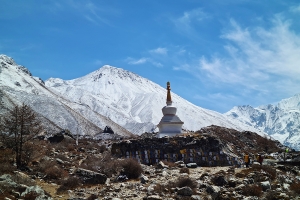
top-left (0, 103), bottom-right (42, 168)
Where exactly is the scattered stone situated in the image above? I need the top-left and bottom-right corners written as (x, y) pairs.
top-left (146, 195), bottom-right (162, 200)
top-left (177, 186), bottom-right (193, 196)
top-left (56, 158), bottom-right (64, 165)
top-left (162, 170), bottom-right (168, 177)
top-left (140, 174), bottom-right (149, 184)
top-left (178, 164), bottom-right (186, 168)
top-left (191, 195), bottom-right (202, 200)
top-left (260, 181), bottom-right (271, 191)
top-left (157, 161), bottom-right (168, 169)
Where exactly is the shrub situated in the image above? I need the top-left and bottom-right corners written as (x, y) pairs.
top-left (99, 145), bottom-right (107, 153)
top-left (179, 167), bottom-right (190, 174)
top-left (176, 177), bottom-right (197, 190)
top-left (57, 176), bottom-right (81, 194)
top-left (23, 192), bottom-right (39, 200)
top-left (290, 182), bottom-right (300, 194)
top-left (265, 190), bottom-right (279, 200)
top-left (121, 158), bottom-right (143, 179)
top-left (44, 165), bottom-right (67, 179)
top-left (80, 153), bottom-right (123, 177)
top-left (241, 184), bottom-right (262, 197)
top-left (87, 194), bottom-right (98, 200)
top-left (0, 149), bottom-right (15, 174)
top-left (252, 165), bottom-right (277, 180)
top-left (236, 165), bottom-right (276, 181)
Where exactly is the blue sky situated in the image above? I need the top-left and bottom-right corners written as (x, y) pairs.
top-left (1, 0), bottom-right (300, 113)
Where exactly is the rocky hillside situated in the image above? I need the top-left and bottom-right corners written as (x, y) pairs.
top-left (0, 131), bottom-right (299, 199)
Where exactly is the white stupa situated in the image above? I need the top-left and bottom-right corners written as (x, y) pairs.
top-left (158, 82), bottom-right (184, 138)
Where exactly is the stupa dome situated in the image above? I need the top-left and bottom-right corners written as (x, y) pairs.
top-left (157, 82), bottom-right (184, 138)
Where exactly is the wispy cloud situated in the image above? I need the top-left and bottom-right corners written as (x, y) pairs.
top-left (149, 47), bottom-right (168, 55)
top-left (290, 5), bottom-right (300, 13)
top-left (127, 57), bottom-right (148, 65)
top-left (83, 2), bottom-right (110, 25)
top-left (126, 57), bottom-right (163, 67)
top-left (172, 8), bottom-right (210, 39)
top-left (175, 14), bottom-right (300, 107)
top-left (93, 59), bottom-right (102, 66)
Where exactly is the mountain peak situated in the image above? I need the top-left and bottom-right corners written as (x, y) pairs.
top-left (0, 54), bottom-right (16, 66)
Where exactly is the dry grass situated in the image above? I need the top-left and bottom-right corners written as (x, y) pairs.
top-left (162, 160), bottom-right (177, 168)
top-left (235, 165), bottom-right (276, 181)
top-left (179, 167), bottom-right (190, 174)
top-left (0, 149), bottom-right (15, 174)
top-left (44, 164), bottom-right (68, 180)
top-left (241, 184), bottom-right (263, 197)
top-left (290, 182), bottom-right (300, 194)
top-left (57, 176), bottom-right (81, 194)
top-left (153, 177), bottom-right (197, 195)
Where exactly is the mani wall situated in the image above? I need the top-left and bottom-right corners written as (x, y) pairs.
top-left (111, 135), bottom-right (242, 167)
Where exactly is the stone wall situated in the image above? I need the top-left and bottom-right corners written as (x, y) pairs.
top-left (111, 135), bottom-right (242, 167)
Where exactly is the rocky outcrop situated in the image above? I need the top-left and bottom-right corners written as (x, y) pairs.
top-left (76, 168), bottom-right (107, 184)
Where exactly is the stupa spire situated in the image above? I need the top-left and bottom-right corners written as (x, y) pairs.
top-left (166, 81), bottom-right (172, 105)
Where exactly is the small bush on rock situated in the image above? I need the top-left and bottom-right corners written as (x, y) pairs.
top-left (121, 158), bottom-right (143, 179)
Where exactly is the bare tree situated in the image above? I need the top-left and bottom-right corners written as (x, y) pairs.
top-left (0, 103), bottom-right (43, 168)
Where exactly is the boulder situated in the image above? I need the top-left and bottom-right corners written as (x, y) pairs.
top-left (177, 186), bottom-right (193, 196)
top-left (260, 181), bottom-right (271, 191)
top-left (76, 168), bottom-right (107, 184)
top-left (191, 195), bottom-right (202, 200)
top-left (186, 163), bottom-right (197, 168)
top-left (211, 175), bottom-right (228, 186)
top-left (48, 133), bottom-right (64, 143)
top-left (21, 185), bottom-right (52, 200)
top-left (206, 185), bottom-right (220, 199)
top-left (0, 174), bottom-right (19, 189)
top-left (56, 158), bottom-right (64, 165)
top-left (228, 177), bottom-right (237, 187)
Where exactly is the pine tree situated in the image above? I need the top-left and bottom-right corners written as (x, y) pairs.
top-left (0, 103), bottom-right (42, 169)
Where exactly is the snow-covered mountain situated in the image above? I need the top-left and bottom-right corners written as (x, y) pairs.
top-left (225, 96), bottom-right (300, 150)
top-left (3, 54), bottom-right (299, 150)
top-left (45, 64), bottom-right (263, 136)
top-left (0, 55), bottom-right (133, 137)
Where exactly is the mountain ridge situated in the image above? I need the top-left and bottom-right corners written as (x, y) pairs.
top-left (1, 54), bottom-right (299, 149)
top-left (225, 94), bottom-right (300, 150)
